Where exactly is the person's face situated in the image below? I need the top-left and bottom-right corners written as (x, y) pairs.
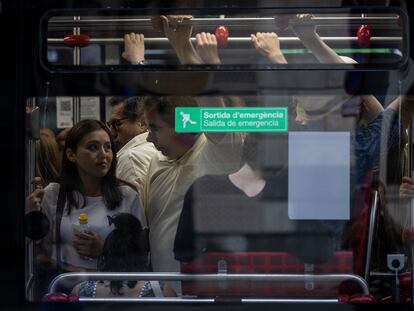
top-left (66, 129), bottom-right (113, 180)
top-left (108, 103), bottom-right (145, 149)
top-left (145, 108), bottom-right (193, 160)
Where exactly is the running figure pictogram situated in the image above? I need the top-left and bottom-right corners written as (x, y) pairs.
top-left (180, 111), bottom-right (197, 128)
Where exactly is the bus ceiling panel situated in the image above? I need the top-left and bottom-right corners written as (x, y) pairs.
top-left (32, 70), bottom-right (409, 97)
top-left (40, 7), bottom-right (408, 71)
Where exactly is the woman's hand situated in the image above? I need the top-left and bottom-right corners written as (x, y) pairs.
top-left (195, 32), bottom-right (221, 64)
top-left (122, 32), bottom-right (145, 64)
top-left (26, 177), bottom-right (45, 212)
top-left (251, 32), bottom-right (287, 64)
top-left (26, 189), bottom-right (45, 212)
top-left (73, 230), bottom-right (104, 258)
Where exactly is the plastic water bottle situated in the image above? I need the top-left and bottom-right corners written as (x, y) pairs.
top-left (72, 213), bottom-right (92, 261)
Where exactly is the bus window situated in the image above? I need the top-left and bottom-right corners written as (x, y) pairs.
top-left (20, 3), bottom-right (414, 307)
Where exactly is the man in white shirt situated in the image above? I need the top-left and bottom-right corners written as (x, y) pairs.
top-left (107, 97), bottom-right (157, 198)
top-left (143, 96), bottom-right (243, 294)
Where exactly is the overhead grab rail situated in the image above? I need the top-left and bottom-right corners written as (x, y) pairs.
top-left (47, 36), bottom-right (402, 48)
top-left (47, 16), bottom-right (400, 28)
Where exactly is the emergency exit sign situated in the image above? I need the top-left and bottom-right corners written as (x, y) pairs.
top-left (175, 107), bottom-right (288, 133)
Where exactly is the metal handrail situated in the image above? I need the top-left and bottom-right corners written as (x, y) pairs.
top-left (47, 36), bottom-right (402, 45)
top-left (25, 273), bottom-right (35, 299)
top-left (77, 297), bottom-right (339, 303)
top-left (48, 16), bottom-right (400, 27)
top-left (49, 272), bottom-right (369, 296)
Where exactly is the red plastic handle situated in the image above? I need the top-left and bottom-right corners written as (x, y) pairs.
top-left (63, 34), bottom-right (91, 48)
top-left (42, 292), bottom-right (79, 303)
top-left (348, 294), bottom-right (376, 304)
top-left (42, 292), bottom-right (68, 302)
top-left (215, 26), bottom-right (229, 48)
top-left (357, 25), bottom-right (371, 48)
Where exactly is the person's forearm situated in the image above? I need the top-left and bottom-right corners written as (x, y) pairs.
top-left (296, 30), bottom-right (344, 64)
top-left (294, 23), bottom-right (384, 124)
top-left (360, 96), bottom-right (384, 123)
top-left (175, 41), bottom-right (202, 64)
top-left (268, 52), bottom-right (288, 64)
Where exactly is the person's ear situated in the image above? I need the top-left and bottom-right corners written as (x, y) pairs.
top-left (66, 148), bottom-right (76, 163)
top-left (138, 118), bottom-right (147, 132)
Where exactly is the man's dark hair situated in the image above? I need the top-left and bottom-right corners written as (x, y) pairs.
top-left (143, 96), bottom-right (198, 126)
top-left (109, 97), bottom-right (128, 107)
top-left (110, 96), bottom-right (146, 121)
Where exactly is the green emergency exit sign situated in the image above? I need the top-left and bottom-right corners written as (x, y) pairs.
top-left (175, 107), bottom-right (288, 133)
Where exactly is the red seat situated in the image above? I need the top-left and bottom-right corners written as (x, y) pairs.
top-left (181, 251), bottom-right (354, 298)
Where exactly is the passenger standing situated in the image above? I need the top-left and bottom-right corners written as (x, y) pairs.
top-left (107, 96), bottom-right (157, 199)
top-left (28, 120), bottom-right (146, 273)
top-left (142, 96), bottom-right (243, 293)
top-left (140, 18), bottom-right (243, 288)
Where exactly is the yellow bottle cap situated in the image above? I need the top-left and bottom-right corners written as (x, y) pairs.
top-left (79, 213), bottom-right (88, 224)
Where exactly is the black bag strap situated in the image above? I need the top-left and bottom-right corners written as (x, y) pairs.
top-left (55, 185), bottom-right (65, 273)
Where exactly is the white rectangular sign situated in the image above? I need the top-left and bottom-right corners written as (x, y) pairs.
top-left (56, 97), bottom-right (73, 128)
top-left (288, 131), bottom-right (350, 220)
top-left (80, 97), bottom-right (100, 120)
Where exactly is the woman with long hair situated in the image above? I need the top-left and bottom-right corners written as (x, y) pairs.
top-left (36, 120), bottom-right (145, 273)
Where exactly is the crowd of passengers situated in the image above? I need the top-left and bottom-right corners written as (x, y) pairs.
top-left (26, 14), bottom-right (414, 298)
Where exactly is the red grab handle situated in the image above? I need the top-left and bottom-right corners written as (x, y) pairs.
top-left (63, 34), bottom-right (91, 48)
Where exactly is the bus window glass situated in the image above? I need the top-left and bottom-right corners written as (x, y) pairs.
top-left (25, 92), bottom-right (412, 301)
top-left (22, 4), bottom-right (414, 305)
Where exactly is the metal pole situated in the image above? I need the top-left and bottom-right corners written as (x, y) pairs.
top-left (48, 272), bottom-right (369, 295)
top-left (76, 297), bottom-right (340, 303)
top-left (364, 190), bottom-right (379, 282)
top-left (25, 97), bottom-right (37, 302)
top-left (48, 16), bottom-right (400, 27)
top-left (47, 36), bottom-right (402, 45)
top-left (73, 16), bottom-right (81, 123)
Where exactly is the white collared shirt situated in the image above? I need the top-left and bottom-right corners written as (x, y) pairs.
top-left (116, 132), bottom-right (157, 200)
top-left (143, 133), bottom-right (243, 276)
